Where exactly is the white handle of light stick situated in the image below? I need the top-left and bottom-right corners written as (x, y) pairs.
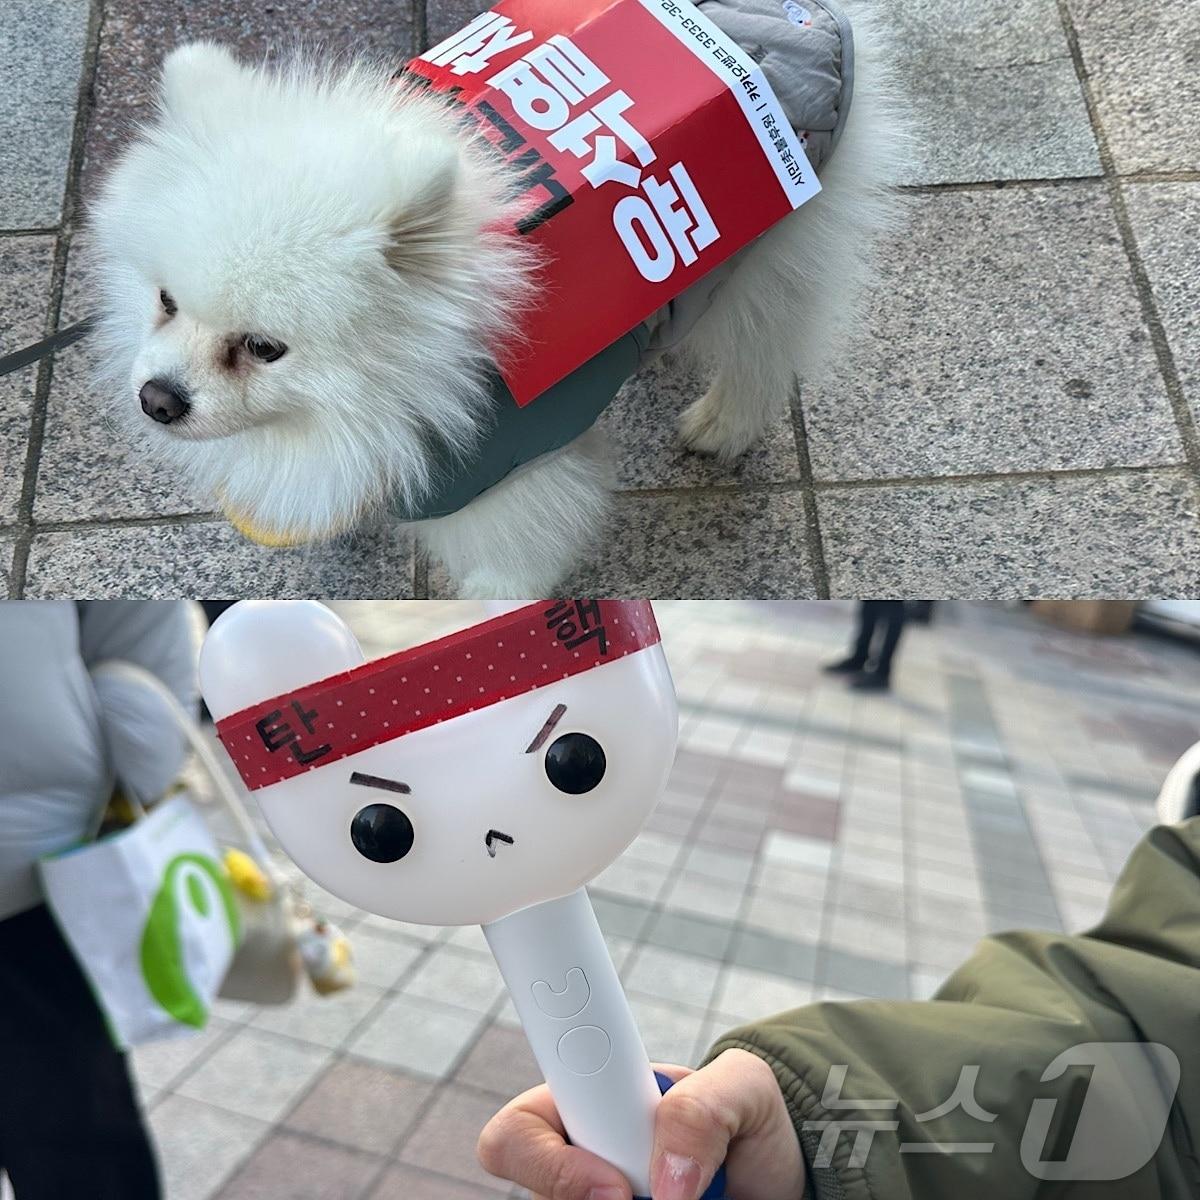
top-left (483, 887), bottom-right (661, 1196)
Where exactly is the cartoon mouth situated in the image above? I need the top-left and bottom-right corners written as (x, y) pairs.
top-left (485, 830), bottom-right (514, 858)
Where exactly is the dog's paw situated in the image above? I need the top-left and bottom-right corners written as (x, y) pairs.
top-left (679, 389), bottom-right (759, 464)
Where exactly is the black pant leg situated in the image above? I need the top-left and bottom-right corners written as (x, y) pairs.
top-left (851, 601), bottom-right (881, 667)
top-left (871, 601), bottom-right (908, 681)
top-left (0, 905), bottom-right (162, 1200)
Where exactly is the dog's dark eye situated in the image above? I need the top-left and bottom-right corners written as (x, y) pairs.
top-left (244, 335), bottom-right (287, 363)
top-left (159, 289), bottom-right (177, 317)
top-left (544, 733), bottom-right (606, 794)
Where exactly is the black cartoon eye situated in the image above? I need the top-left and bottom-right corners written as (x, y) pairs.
top-left (244, 334), bottom-right (288, 363)
top-left (350, 804), bottom-right (415, 863)
top-left (159, 289), bottom-right (177, 317)
top-left (544, 733), bottom-right (606, 794)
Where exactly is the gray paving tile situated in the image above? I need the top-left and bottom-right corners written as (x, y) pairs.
top-left (398, 1085), bottom-right (512, 1192)
top-left (347, 993), bottom-right (486, 1080)
top-left (284, 1060), bottom-right (434, 1155)
top-left (820, 946), bottom-right (910, 1000)
top-left (0, 0), bottom-right (90, 226)
top-left (662, 873), bottom-right (746, 921)
top-left (425, 0), bottom-right (489, 47)
top-left (805, 188), bottom-right (1180, 481)
top-left (21, 520), bottom-right (415, 598)
top-left (818, 470), bottom-right (1200, 596)
top-left (894, 0), bottom-right (1077, 65)
top-left (0, 539), bottom-right (13, 598)
top-left (626, 832), bottom-right (688, 870)
top-left (177, 1027), bottom-right (333, 1123)
top-left (594, 855), bottom-right (674, 905)
top-left (0, 237), bottom-right (55, 522)
top-left (402, 946), bottom-right (504, 1015)
top-left (453, 1022), bottom-right (544, 1100)
top-left (893, 0), bottom-right (1098, 184)
top-left (132, 1017), bottom-right (233, 1091)
top-left (729, 928), bottom-right (818, 982)
top-left (218, 1130), bottom-right (383, 1200)
top-left (909, 968), bottom-right (946, 1001)
top-left (431, 490), bottom-right (816, 598)
top-left (630, 993), bottom-right (707, 1065)
top-left (1125, 183), bottom-right (1200, 424)
top-left (985, 903), bottom-right (1063, 933)
top-left (366, 1166), bottom-right (500, 1200)
top-left (624, 944), bottom-right (722, 1010)
top-left (830, 873), bottom-right (902, 916)
top-left (600, 354), bottom-right (800, 489)
top-left (250, 981), bottom-right (386, 1050)
top-left (590, 891), bottom-right (656, 941)
top-left (149, 1094), bottom-right (270, 1200)
top-left (80, 0), bottom-right (416, 196)
top-left (979, 878), bottom-right (1061, 921)
top-left (682, 844), bottom-right (756, 887)
top-left (645, 908), bottom-right (737, 962)
top-left (35, 338), bottom-right (205, 522)
top-left (714, 965), bottom-right (815, 1023)
top-left (1067, 0), bottom-right (1200, 172)
top-left (826, 908), bottom-right (908, 964)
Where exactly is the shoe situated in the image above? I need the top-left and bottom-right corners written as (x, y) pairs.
top-left (823, 657), bottom-right (866, 675)
top-left (1156, 740), bottom-right (1200, 824)
top-left (849, 672), bottom-right (890, 692)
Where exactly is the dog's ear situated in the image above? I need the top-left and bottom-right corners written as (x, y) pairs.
top-left (161, 42), bottom-right (245, 115)
top-left (383, 143), bottom-right (462, 277)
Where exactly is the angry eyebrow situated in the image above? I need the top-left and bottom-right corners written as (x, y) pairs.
top-left (350, 771), bottom-right (411, 795)
top-left (525, 703), bottom-right (567, 754)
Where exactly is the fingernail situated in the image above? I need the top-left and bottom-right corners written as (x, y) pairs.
top-left (587, 1188), bottom-right (627, 1200)
top-left (652, 1152), bottom-right (702, 1200)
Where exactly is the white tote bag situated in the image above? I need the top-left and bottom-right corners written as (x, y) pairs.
top-left (40, 792), bottom-right (242, 1050)
top-left (88, 659), bottom-right (308, 1008)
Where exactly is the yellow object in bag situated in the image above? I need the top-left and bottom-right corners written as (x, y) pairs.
top-left (223, 848), bottom-right (273, 902)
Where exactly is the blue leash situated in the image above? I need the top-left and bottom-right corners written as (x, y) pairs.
top-left (631, 1073), bottom-right (729, 1200)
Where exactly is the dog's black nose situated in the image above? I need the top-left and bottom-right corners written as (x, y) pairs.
top-left (139, 379), bottom-right (190, 424)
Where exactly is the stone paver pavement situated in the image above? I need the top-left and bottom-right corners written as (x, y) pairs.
top-left (2, 1), bottom-right (1199, 596)
top-left (120, 600), bottom-right (1199, 1198)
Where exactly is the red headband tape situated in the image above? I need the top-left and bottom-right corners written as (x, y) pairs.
top-left (215, 600), bottom-right (661, 790)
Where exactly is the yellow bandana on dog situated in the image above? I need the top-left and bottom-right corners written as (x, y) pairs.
top-left (222, 506), bottom-right (310, 548)
top-left (218, 487), bottom-right (335, 548)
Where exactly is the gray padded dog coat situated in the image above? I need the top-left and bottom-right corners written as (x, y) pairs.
top-left (403, 0), bottom-right (854, 523)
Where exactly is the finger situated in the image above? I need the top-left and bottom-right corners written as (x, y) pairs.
top-left (478, 1086), bottom-right (632, 1200)
top-left (649, 1049), bottom-right (792, 1200)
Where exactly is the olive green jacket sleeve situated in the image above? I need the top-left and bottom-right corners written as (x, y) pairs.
top-left (707, 820), bottom-right (1200, 1199)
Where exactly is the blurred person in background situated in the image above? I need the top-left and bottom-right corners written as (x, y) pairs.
top-left (0, 601), bottom-right (196, 1200)
top-left (824, 600), bottom-right (911, 692)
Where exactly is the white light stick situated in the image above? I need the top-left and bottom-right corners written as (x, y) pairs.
top-left (200, 600), bottom-right (724, 1198)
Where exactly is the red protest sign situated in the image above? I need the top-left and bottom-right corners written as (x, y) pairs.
top-left (407, 0), bottom-right (820, 405)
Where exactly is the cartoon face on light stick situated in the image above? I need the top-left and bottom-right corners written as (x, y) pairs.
top-left (199, 600), bottom-right (678, 926)
top-left (201, 600), bottom-right (716, 1198)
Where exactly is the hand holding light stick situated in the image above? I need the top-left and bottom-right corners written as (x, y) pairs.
top-left (200, 600), bottom-right (726, 1199)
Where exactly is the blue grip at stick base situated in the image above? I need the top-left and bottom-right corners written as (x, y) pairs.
top-left (631, 1072), bottom-right (728, 1200)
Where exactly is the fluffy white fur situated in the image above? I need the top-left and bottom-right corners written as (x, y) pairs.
top-left (89, 7), bottom-right (909, 597)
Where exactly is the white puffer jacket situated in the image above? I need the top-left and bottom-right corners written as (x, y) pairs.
top-left (0, 601), bottom-right (197, 921)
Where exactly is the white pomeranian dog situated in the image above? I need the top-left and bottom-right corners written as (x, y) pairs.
top-left (88, 2), bottom-right (909, 598)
